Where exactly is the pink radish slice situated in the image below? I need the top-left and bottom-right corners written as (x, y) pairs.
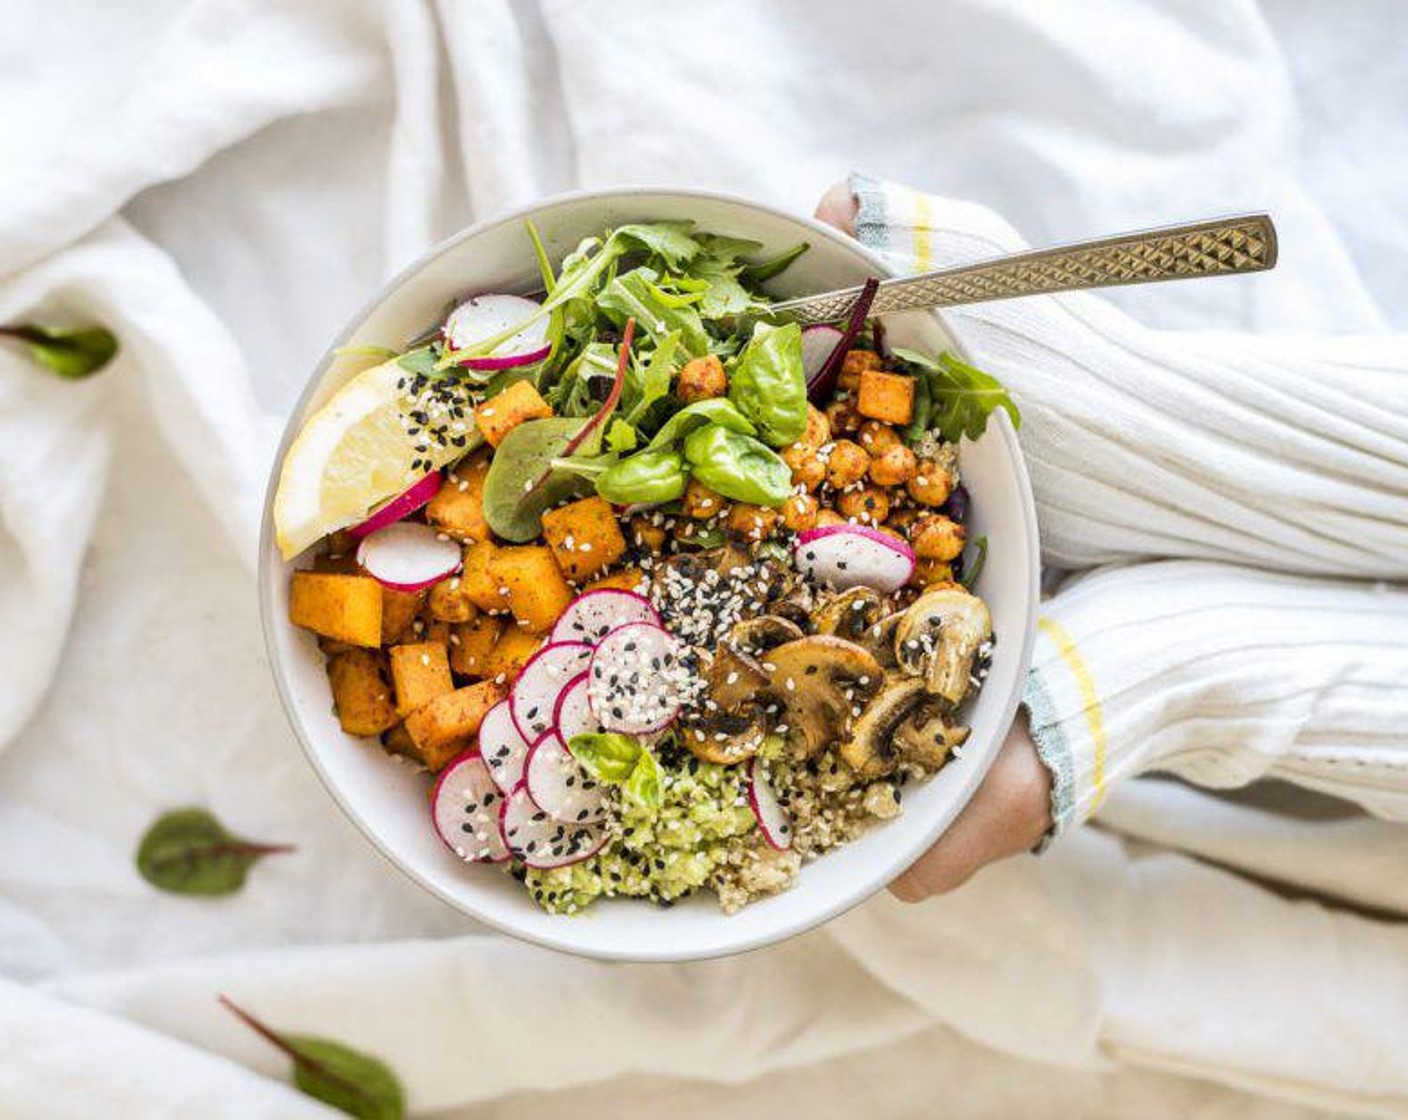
top-left (348, 472), bottom-right (442, 539)
top-left (510, 641), bottom-right (593, 743)
top-left (748, 759), bottom-right (792, 851)
top-left (793, 523), bottom-right (916, 594)
top-left (525, 735), bottom-right (607, 824)
top-left (432, 754), bottom-right (510, 863)
top-left (478, 700), bottom-right (530, 794)
top-left (801, 325), bottom-right (845, 391)
top-left (443, 294), bottom-right (550, 370)
top-left (552, 672), bottom-right (599, 745)
top-left (550, 589), bottom-right (661, 646)
top-left (499, 786), bottom-right (607, 869)
top-left (356, 522), bottom-right (462, 592)
top-left (587, 622), bottom-right (685, 734)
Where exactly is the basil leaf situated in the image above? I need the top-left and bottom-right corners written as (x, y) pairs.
top-left (482, 417), bottom-right (597, 541)
top-left (625, 749), bottom-right (662, 809)
top-left (1, 323), bottom-right (118, 380)
top-left (595, 447), bottom-right (688, 505)
top-left (647, 397), bottom-right (756, 450)
top-left (567, 732), bottom-right (642, 783)
top-left (892, 348), bottom-right (1020, 444)
top-left (682, 424), bottom-right (793, 506)
top-left (220, 996), bottom-right (405, 1120)
top-left (136, 808), bottom-right (293, 897)
top-left (727, 321), bottom-right (807, 446)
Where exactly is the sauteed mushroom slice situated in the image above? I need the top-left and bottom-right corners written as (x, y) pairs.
top-left (841, 675), bottom-right (970, 777)
top-left (812, 587), bottom-right (885, 643)
top-left (682, 702), bottom-right (769, 765)
top-left (894, 587), bottom-right (993, 706)
top-left (764, 636), bottom-right (883, 758)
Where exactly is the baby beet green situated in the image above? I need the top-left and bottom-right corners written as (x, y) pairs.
top-left (726, 321), bottom-right (808, 447)
top-left (136, 808), bottom-right (293, 897)
top-left (594, 446), bottom-right (688, 505)
top-left (682, 423), bottom-right (793, 506)
top-left (219, 995), bottom-right (405, 1120)
top-left (0, 322), bottom-right (118, 379)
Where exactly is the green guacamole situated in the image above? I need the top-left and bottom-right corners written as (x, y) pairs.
top-left (525, 757), bottom-right (757, 914)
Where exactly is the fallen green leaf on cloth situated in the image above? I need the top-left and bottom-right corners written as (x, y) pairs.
top-left (136, 808), bottom-right (294, 897)
top-left (0, 322), bottom-right (118, 379)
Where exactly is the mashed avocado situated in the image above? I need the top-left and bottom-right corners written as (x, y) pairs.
top-left (525, 756), bottom-right (757, 914)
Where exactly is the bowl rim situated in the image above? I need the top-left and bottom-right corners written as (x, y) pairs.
top-left (258, 184), bottom-right (1041, 961)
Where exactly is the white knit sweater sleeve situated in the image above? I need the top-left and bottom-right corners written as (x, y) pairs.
top-left (850, 174), bottom-right (1408, 830)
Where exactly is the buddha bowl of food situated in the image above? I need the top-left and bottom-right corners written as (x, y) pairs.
top-left (260, 188), bottom-right (1039, 961)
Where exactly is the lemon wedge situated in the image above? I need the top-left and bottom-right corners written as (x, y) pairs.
top-left (273, 359), bottom-right (472, 558)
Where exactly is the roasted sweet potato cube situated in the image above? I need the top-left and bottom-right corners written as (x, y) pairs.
top-left (425, 454), bottom-right (491, 542)
top-left (540, 496), bottom-right (627, 582)
top-left (381, 719), bottom-right (463, 772)
top-left (479, 627), bottom-right (542, 682)
top-left (461, 540), bottom-right (507, 613)
top-left (489, 545), bottom-right (573, 633)
top-left (427, 574), bottom-right (478, 622)
top-left (289, 571), bottom-right (383, 647)
top-left (380, 587), bottom-right (424, 644)
top-left (856, 370), bottom-right (916, 426)
top-left (449, 613), bottom-right (505, 678)
top-left (475, 380), bottom-right (553, 448)
top-left (421, 619), bottom-right (452, 647)
top-left (584, 567), bottom-right (649, 595)
top-left (326, 649), bottom-right (398, 737)
top-left (388, 641), bottom-right (455, 715)
top-left (404, 680), bottom-right (509, 755)
top-left (680, 478), bottom-right (726, 519)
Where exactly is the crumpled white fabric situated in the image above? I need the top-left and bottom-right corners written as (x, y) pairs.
top-left (2, 2), bottom-right (1406, 1118)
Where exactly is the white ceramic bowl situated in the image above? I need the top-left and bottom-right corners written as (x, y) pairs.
top-left (259, 187), bottom-right (1040, 962)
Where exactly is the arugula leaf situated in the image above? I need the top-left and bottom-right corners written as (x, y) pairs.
top-left (614, 221), bottom-right (702, 270)
top-left (647, 397), bottom-right (756, 449)
top-left (597, 268), bottom-right (710, 355)
top-left (136, 809), bottom-right (293, 897)
top-left (1, 323), bottom-right (118, 379)
top-left (549, 340), bottom-right (617, 417)
top-left (739, 242), bottom-right (809, 285)
top-left (525, 218), bottom-right (557, 295)
top-left (219, 996), bottom-right (404, 1120)
top-left (892, 348), bottom-right (1020, 444)
top-left (622, 329), bottom-right (681, 425)
top-left (605, 418), bottom-right (637, 453)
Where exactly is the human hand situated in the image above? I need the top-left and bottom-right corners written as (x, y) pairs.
top-left (813, 182), bottom-right (1054, 901)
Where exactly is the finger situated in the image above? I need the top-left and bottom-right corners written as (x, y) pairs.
top-left (814, 181), bottom-right (858, 235)
top-left (889, 721), bottom-right (1052, 902)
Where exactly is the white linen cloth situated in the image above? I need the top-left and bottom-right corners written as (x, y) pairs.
top-left (2, 2), bottom-right (1407, 1118)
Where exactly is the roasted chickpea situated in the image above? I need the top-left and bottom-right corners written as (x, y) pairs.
top-left (814, 509), bottom-right (847, 529)
top-left (825, 439), bottom-right (870, 488)
top-left (837, 486), bottom-right (890, 524)
top-left (680, 478), bottom-right (728, 519)
top-left (911, 513), bottom-right (965, 561)
top-left (886, 506), bottom-right (922, 533)
top-left (869, 445), bottom-right (918, 487)
top-left (825, 397), bottom-right (862, 434)
top-left (857, 420), bottom-right (902, 456)
top-left (907, 460), bottom-right (955, 507)
top-left (676, 354), bottom-right (727, 403)
top-left (801, 404), bottom-right (832, 449)
top-left (910, 557), bottom-right (956, 588)
top-left (780, 492), bottom-right (819, 532)
top-left (782, 443), bottom-right (825, 491)
top-left (630, 516), bottom-right (666, 553)
top-left (727, 503), bottom-right (781, 542)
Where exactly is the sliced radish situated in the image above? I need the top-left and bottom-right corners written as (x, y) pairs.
top-left (748, 759), bottom-right (792, 851)
top-left (525, 735), bottom-right (607, 824)
top-left (478, 700), bottom-right (530, 794)
top-left (499, 786), bottom-right (607, 869)
top-left (444, 294), bottom-right (551, 370)
top-left (431, 754), bottom-right (510, 863)
top-left (801, 325), bottom-right (845, 391)
top-left (793, 524), bottom-right (915, 594)
top-left (510, 641), bottom-right (593, 743)
top-left (356, 521), bottom-right (462, 592)
top-left (552, 672), bottom-right (599, 744)
top-left (587, 622), bottom-right (686, 734)
top-left (348, 472), bottom-right (442, 539)
top-left (550, 588), bottom-right (661, 647)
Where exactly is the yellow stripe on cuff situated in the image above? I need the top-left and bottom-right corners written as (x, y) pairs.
top-left (1037, 616), bottom-right (1109, 814)
top-left (912, 191), bottom-right (934, 273)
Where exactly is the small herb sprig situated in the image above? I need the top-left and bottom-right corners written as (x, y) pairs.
top-left (136, 808), bottom-right (294, 897)
top-left (894, 348), bottom-right (1020, 444)
top-left (0, 322), bottom-right (118, 379)
top-left (220, 995), bottom-right (405, 1120)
